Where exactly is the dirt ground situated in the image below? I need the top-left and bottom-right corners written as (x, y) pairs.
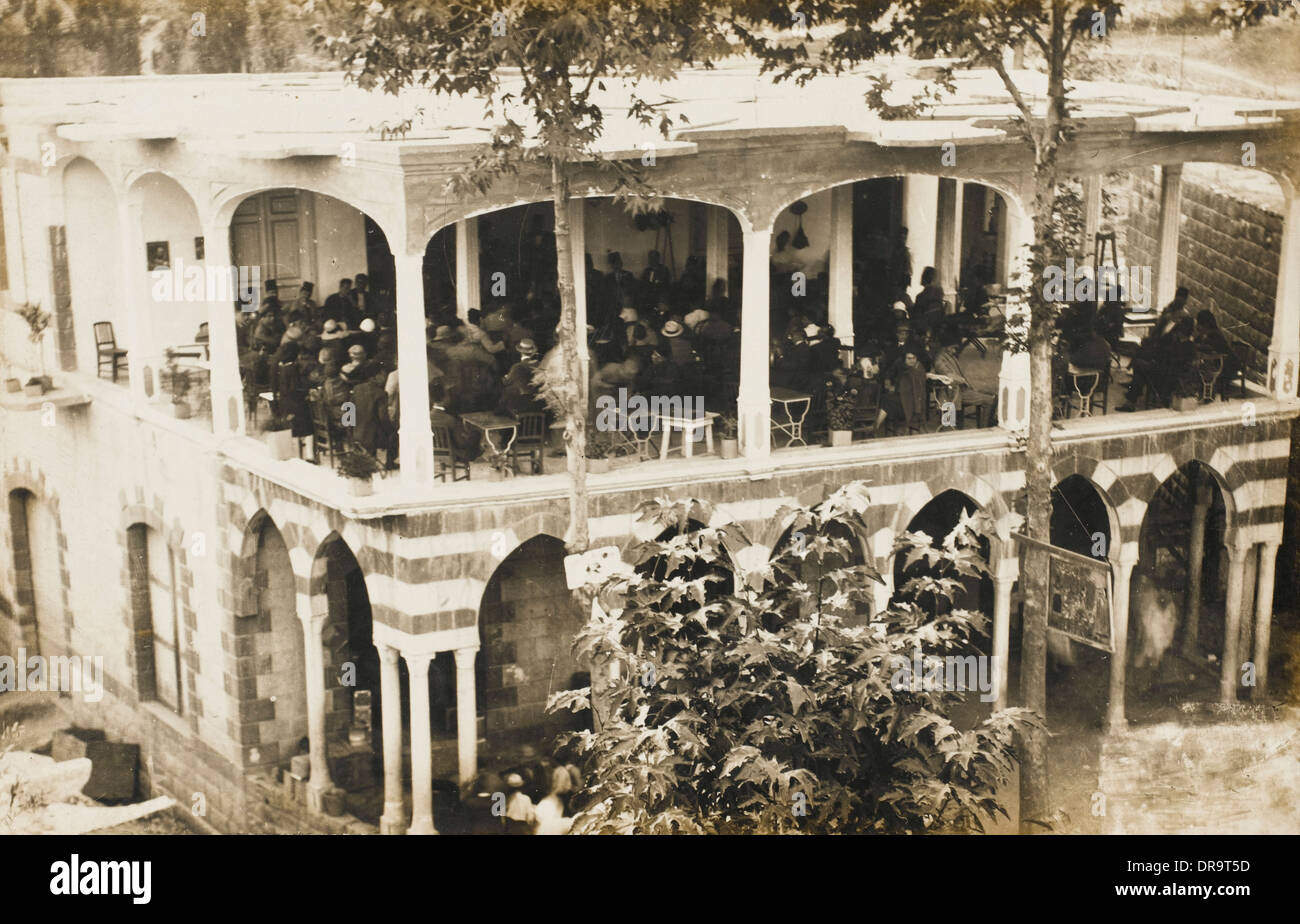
top-left (0, 691), bottom-right (202, 835)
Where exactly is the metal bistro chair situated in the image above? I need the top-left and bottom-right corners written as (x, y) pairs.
top-left (510, 411), bottom-right (547, 474)
top-left (433, 425), bottom-right (471, 483)
top-left (1196, 352), bottom-right (1225, 403)
top-left (1063, 365), bottom-right (1104, 418)
top-left (93, 322), bottom-right (128, 382)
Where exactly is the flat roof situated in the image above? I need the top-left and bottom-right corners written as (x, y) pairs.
top-left (2, 60), bottom-right (1297, 162)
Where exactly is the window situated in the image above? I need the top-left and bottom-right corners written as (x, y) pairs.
top-left (128, 524), bottom-right (185, 715)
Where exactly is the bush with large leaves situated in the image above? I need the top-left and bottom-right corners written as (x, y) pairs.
top-left (549, 481), bottom-right (1038, 834)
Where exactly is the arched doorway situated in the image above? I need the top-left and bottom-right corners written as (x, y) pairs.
top-left (315, 533), bottom-right (383, 814)
top-left (477, 535), bottom-right (586, 761)
top-left (771, 518), bottom-right (872, 628)
top-left (893, 489), bottom-right (994, 724)
top-left (1044, 475), bottom-right (1117, 724)
top-left (245, 516), bottom-right (306, 765)
top-left (1133, 461), bottom-right (1230, 713)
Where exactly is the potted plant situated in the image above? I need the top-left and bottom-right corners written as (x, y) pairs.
top-left (163, 349), bottom-right (193, 418)
top-left (826, 377), bottom-right (857, 447)
top-left (718, 415), bottom-right (739, 459)
top-left (338, 448), bottom-right (380, 496)
top-left (17, 302), bottom-right (51, 390)
top-left (4, 376), bottom-right (19, 393)
top-left (1170, 367), bottom-right (1200, 412)
top-left (23, 376), bottom-right (45, 398)
top-left (586, 433), bottom-right (614, 474)
top-left (263, 415), bottom-right (296, 461)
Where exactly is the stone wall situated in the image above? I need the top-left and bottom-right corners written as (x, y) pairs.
top-left (1123, 166), bottom-right (1283, 383)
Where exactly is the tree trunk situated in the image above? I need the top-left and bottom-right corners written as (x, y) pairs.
top-left (1018, 6), bottom-right (1070, 835)
top-left (551, 161), bottom-right (590, 553)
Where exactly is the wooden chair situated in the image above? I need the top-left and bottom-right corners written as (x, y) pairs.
top-left (307, 389), bottom-right (340, 470)
top-left (1195, 353), bottom-right (1224, 402)
top-left (433, 426), bottom-right (471, 482)
top-left (851, 379), bottom-right (880, 438)
top-left (93, 322), bottom-right (128, 382)
top-left (510, 411), bottom-right (547, 474)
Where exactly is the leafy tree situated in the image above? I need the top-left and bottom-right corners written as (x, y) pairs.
top-left (312, 1), bottom-right (733, 552)
top-left (728, 0), bottom-right (1134, 832)
top-left (551, 482), bottom-right (1035, 834)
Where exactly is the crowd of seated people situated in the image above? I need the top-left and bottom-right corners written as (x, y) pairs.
top-left (236, 274), bottom-right (401, 463)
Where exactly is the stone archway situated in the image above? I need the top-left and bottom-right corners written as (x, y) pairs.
top-left (477, 534), bottom-right (584, 760)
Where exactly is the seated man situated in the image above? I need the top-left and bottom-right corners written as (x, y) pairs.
top-left (429, 383), bottom-right (476, 463)
top-left (1068, 321), bottom-right (1112, 372)
top-left (930, 334), bottom-right (996, 424)
top-left (499, 339), bottom-right (545, 417)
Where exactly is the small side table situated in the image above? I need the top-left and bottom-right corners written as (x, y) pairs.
top-left (658, 411), bottom-right (719, 459)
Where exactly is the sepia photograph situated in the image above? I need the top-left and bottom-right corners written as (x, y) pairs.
top-left (0, 0), bottom-right (1297, 900)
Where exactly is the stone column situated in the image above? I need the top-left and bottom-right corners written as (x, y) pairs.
top-left (827, 184), bottom-right (854, 348)
top-left (1106, 543), bottom-right (1140, 733)
top-left (1269, 186), bottom-right (1300, 398)
top-left (1237, 543), bottom-right (1258, 664)
top-left (901, 175), bottom-right (938, 295)
top-left (991, 558), bottom-right (1017, 711)
top-left (454, 646), bottom-right (479, 787)
top-left (706, 206), bottom-right (729, 296)
top-left (119, 197), bottom-right (157, 404)
top-left (1253, 539), bottom-right (1280, 698)
top-left (395, 252), bottom-right (434, 487)
top-left (377, 642), bottom-right (406, 834)
top-left (935, 178), bottom-right (963, 309)
top-left (1154, 164), bottom-right (1183, 311)
top-left (297, 600), bottom-right (335, 809)
top-left (1219, 541), bottom-right (1250, 704)
top-left (454, 217), bottom-right (480, 320)
top-left (1082, 175), bottom-right (1102, 260)
top-left (202, 219), bottom-right (247, 437)
top-left (405, 650), bottom-right (437, 834)
top-left (997, 198), bottom-right (1034, 431)
top-left (569, 198), bottom-right (589, 382)
top-left (1180, 476), bottom-right (1212, 658)
top-left (737, 226), bottom-right (772, 460)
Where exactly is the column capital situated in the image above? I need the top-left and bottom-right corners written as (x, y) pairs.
top-left (453, 646), bottom-right (479, 669)
top-left (1115, 542), bottom-right (1141, 568)
top-left (1226, 539), bottom-right (1254, 562)
top-left (403, 649), bottom-right (435, 672)
top-left (378, 642), bottom-right (401, 666)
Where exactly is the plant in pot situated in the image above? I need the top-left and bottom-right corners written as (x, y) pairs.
top-left (586, 432), bottom-right (614, 474)
top-left (338, 447), bottom-right (380, 496)
top-left (263, 415), bottom-right (296, 461)
top-left (1170, 367), bottom-right (1201, 412)
top-left (718, 415), bottom-right (739, 459)
top-left (825, 376), bottom-right (858, 447)
top-left (17, 302), bottom-right (51, 392)
top-left (163, 349), bottom-right (193, 418)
